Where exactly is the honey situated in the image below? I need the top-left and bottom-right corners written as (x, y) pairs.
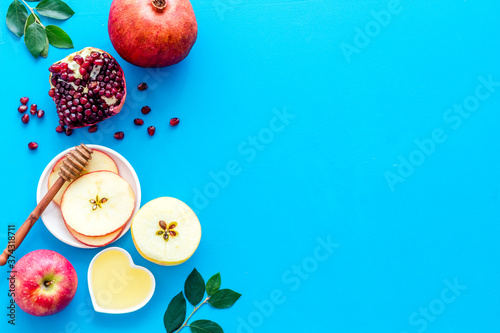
top-left (90, 249), bottom-right (153, 310)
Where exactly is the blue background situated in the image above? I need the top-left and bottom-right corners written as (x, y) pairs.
top-left (1, 0), bottom-right (500, 332)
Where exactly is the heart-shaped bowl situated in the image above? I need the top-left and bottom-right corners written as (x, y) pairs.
top-left (87, 247), bottom-right (155, 314)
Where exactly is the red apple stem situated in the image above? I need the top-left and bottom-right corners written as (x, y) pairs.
top-left (0, 177), bottom-right (66, 266)
top-left (152, 0), bottom-right (167, 10)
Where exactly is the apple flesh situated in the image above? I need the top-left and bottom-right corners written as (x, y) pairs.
top-left (131, 197), bottom-right (201, 265)
top-left (48, 150), bottom-right (118, 206)
top-left (13, 250), bottom-right (77, 316)
top-left (61, 171), bottom-right (135, 237)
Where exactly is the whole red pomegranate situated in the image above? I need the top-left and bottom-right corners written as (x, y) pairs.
top-left (48, 47), bottom-right (127, 129)
top-left (108, 0), bottom-right (197, 68)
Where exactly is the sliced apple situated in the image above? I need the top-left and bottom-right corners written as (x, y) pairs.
top-left (66, 225), bottom-right (124, 247)
top-left (131, 197), bottom-right (201, 266)
top-left (61, 171), bottom-right (135, 237)
top-left (48, 150), bottom-right (119, 206)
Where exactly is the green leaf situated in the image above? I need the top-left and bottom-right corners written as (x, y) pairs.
top-left (36, 0), bottom-right (74, 20)
top-left (25, 23), bottom-right (47, 58)
top-left (208, 289), bottom-right (241, 309)
top-left (40, 36), bottom-right (49, 57)
top-left (45, 25), bottom-right (73, 48)
top-left (164, 292), bottom-right (186, 333)
top-left (206, 273), bottom-right (221, 296)
top-left (189, 320), bottom-right (224, 333)
top-left (24, 13), bottom-right (41, 35)
top-left (6, 0), bottom-right (29, 37)
top-left (185, 269), bottom-right (205, 306)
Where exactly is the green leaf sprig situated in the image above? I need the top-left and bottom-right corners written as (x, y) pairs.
top-left (6, 0), bottom-right (74, 58)
top-left (164, 269), bottom-right (241, 333)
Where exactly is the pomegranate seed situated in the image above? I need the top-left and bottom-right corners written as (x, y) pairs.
top-left (55, 125), bottom-right (64, 133)
top-left (18, 105), bottom-right (28, 113)
top-left (137, 83), bottom-right (148, 91)
top-left (114, 131), bottom-right (124, 140)
top-left (48, 89), bottom-right (55, 97)
top-left (170, 117), bottom-right (180, 126)
top-left (49, 64), bottom-right (61, 73)
top-left (28, 142), bottom-right (38, 150)
top-left (134, 118), bottom-right (144, 125)
top-left (88, 125), bottom-right (98, 133)
top-left (65, 128), bottom-right (73, 136)
top-left (20, 97), bottom-right (29, 105)
top-left (60, 62), bottom-right (68, 71)
top-left (94, 59), bottom-right (104, 66)
top-left (37, 110), bottom-right (44, 118)
top-left (21, 114), bottom-right (29, 124)
top-left (141, 106), bottom-right (151, 114)
top-left (147, 126), bottom-right (156, 136)
top-left (79, 67), bottom-right (87, 76)
top-left (73, 55), bottom-right (84, 65)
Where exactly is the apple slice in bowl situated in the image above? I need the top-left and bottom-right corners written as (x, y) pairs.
top-left (61, 171), bottom-right (135, 237)
top-left (48, 150), bottom-right (119, 206)
top-left (66, 225), bottom-right (125, 247)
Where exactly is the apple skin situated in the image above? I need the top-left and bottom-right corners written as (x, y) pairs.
top-left (13, 250), bottom-right (78, 316)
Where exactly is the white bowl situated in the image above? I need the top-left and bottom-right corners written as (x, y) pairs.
top-left (87, 247), bottom-right (155, 314)
top-left (37, 144), bottom-right (141, 248)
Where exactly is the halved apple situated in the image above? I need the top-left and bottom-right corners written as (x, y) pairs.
top-left (61, 171), bottom-right (135, 237)
top-left (48, 150), bottom-right (119, 206)
top-left (131, 197), bottom-right (201, 266)
top-left (67, 225), bottom-right (124, 247)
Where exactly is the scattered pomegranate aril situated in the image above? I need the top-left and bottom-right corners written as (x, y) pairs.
top-left (18, 105), bottom-right (28, 113)
top-left (49, 47), bottom-right (127, 129)
top-left (28, 142), bottom-right (38, 150)
top-left (21, 114), bottom-right (29, 124)
top-left (114, 131), bottom-right (124, 140)
top-left (65, 128), bottom-right (73, 136)
top-left (141, 106), bottom-right (151, 114)
top-left (170, 117), bottom-right (180, 126)
top-left (37, 110), bottom-right (45, 118)
top-left (137, 82), bottom-right (148, 91)
top-left (56, 125), bottom-right (65, 133)
top-left (88, 125), bottom-right (98, 133)
top-left (147, 126), bottom-right (156, 136)
top-left (134, 118), bottom-right (144, 126)
top-left (20, 97), bottom-right (29, 105)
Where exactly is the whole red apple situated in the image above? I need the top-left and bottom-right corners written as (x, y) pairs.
top-left (108, 0), bottom-right (198, 68)
top-left (13, 250), bottom-right (78, 316)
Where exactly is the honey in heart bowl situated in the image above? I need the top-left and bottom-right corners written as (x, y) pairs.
top-left (87, 247), bottom-right (155, 313)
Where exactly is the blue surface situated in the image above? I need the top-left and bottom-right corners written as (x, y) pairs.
top-left (1, 0), bottom-right (500, 332)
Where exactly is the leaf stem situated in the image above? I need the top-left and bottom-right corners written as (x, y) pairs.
top-left (176, 296), bottom-right (210, 333)
top-left (20, 0), bottom-right (45, 28)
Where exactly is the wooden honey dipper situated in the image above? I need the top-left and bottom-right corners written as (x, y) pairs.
top-left (0, 144), bottom-right (93, 266)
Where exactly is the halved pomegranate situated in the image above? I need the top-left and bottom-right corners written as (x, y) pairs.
top-left (48, 47), bottom-right (127, 129)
